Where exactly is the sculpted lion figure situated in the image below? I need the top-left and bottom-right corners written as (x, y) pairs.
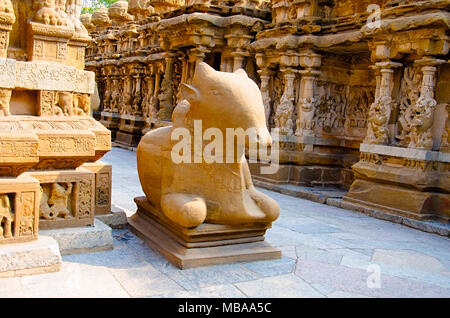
top-left (137, 63), bottom-right (280, 228)
top-left (33, 0), bottom-right (63, 26)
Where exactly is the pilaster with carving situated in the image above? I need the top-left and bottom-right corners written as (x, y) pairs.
top-left (296, 50), bottom-right (321, 138)
top-left (0, 0), bottom-right (15, 58)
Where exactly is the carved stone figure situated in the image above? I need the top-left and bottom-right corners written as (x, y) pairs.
top-left (274, 95), bottom-right (294, 135)
top-left (137, 63), bottom-right (279, 228)
top-left (48, 183), bottom-right (73, 219)
top-left (157, 76), bottom-right (174, 121)
top-left (91, 7), bottom-right (111, 30)
top-left (80, 13), bottom-right (95, 33)
top-left (67, 0), bottom-right (88, 35)
top-left (108, 1), bottom-right (134, 26)
top-left (55, 92), bottom-right (74, 116)
top-left (74, 94), bottom-right (90, 115)
top-left (296, 97), bottom-right (316, 136)
top-left (408, 96), bottom-right (436, 149)
top-left (39, 186), bottom-right (55, 220)
top-left (128, 0), bottom-right (155, 20)
top-left (32, 0), bottom-right (63, 26)
top-left (364, 96), bottom-right (392, 145)
top-left (396, 67), bottom-right (422, 146)
top-left (0, 194), bottom-right (13, 238)
top-left (0, 0), bottom-right (13, 14)
top-left (55, 0), bottom-right (71, 28)
top-left (0, 89), bottom-right (12, 117)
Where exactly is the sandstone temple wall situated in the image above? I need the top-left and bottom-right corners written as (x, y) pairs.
top-left (85, 0), bottom-right (449, 222)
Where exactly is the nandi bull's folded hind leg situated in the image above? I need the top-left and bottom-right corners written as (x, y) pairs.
top-left (161, 193), bottom-right (207, 228)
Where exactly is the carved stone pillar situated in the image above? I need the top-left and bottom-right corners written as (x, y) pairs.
top-left (0, 0), bottom-right (15, 58)
top-left (158, 52), bottom-right (177, 121)
top-left (407, 57), bottom-right (446, 150)
top-left (232, 50), bottom-right (246, 72)
top-left (258, 68), bottom-right (273, 126)
top-left (364, 60), bottom-right (402, 145)
top-left (296, 50), bottom-right (321, 139)
top-left (274, 68), bottom-right (296, 136)
top-left (132, 65), bottom-right (143, 116)
top-left (187, 46), bottom-right (210, 82)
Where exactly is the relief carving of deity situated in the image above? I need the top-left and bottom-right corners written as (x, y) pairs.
top-left (0, 88), bottom-right (12, 116)
top-left (408, 96), bottom-right (436, 149)
top-left (396, 66), bottom-right (422, 146)
top-left (364, 95), bottom-right (392, 145)
top-left (67, 0), bottom-right (88, 35)
top-left (47, 183), bottom-right (73, 219)
top-left (274, 95), bottom-right (294, 135)
top-left (296, 97), bottom-right (317, 137)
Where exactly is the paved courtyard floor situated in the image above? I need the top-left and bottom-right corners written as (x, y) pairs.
top-left (1, 147), bottom-right (449, 298)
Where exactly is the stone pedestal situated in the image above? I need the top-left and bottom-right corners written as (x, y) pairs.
top-left (100, 111), bottom-right (120, 141)
top-left (129, 197), bottom-right (281, 269)
top-left (67, 33), bottom-right (91, 70)
top-left (27, 22), bottom-right (73, 65)
top-left (115, 115), bottom-right (146, 148)
top-left (0, 236), bottom-right (61, 278)
top-left (248, 134), bottom-right (357, 189)
top-left (344, 144), bottom-right (450, 222)
top-left (40, 219), bottom-right (113, 255)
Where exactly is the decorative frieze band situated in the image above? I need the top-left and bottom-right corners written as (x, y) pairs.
top-left (0, 58), bottom-right (95, 94)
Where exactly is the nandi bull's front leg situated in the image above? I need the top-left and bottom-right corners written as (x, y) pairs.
top-left (161, 193), bottom-right (207, 228)
top-left (242, 159), bottom-right (280, 223)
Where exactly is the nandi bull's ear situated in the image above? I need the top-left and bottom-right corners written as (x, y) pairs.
top-left (180, 83), bottom-right (200, 104)
top-left (234, 68), bottom-right (248, 77)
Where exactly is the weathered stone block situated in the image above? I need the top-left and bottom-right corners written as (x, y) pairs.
top-left (40, 219), bottom-right (114, 255)
top-left (0, 235), bottom-right (61, 278)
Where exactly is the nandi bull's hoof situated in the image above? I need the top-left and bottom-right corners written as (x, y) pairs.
top-left (249, 188), bottom-right (280, 223)
top-left (161, 193), bottom-right (207, 228)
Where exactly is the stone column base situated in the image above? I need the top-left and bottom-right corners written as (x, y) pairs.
top-left (129, 197), bottom-right (281, 269)
top-left (344, 144), bottom-right (450, 223)
top-left (100, 112), bottom-right (120, 141)
top-left (0, 236), bottom-right (61, 278)
top-left (40, 219), bottom-right (114, 255)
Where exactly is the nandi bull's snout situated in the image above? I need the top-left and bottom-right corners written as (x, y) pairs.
top-left (244, 125), bottom-right (272, 149)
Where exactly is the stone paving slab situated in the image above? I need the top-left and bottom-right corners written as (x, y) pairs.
top-left (0, 147), bottom-right (449, 298)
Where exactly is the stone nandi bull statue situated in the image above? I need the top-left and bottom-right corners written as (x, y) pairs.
top-left (137, 62), bottom-right (280, 228)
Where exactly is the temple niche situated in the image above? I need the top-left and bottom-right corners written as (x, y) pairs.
top-left (86, 0), bottom-right (449, 223)
top-left (0, 0), bottom-right (116, 276)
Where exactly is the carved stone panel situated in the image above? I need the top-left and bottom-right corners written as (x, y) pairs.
top-left (27, 168), bottom-right (95, 230)
top-left (0, 174), bottom-right (39, 244)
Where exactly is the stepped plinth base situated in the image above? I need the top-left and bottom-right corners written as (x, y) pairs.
top-left (129, 197), bottom-right (281, 269)
top-left (344, 144), bottom-right (450, 223)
